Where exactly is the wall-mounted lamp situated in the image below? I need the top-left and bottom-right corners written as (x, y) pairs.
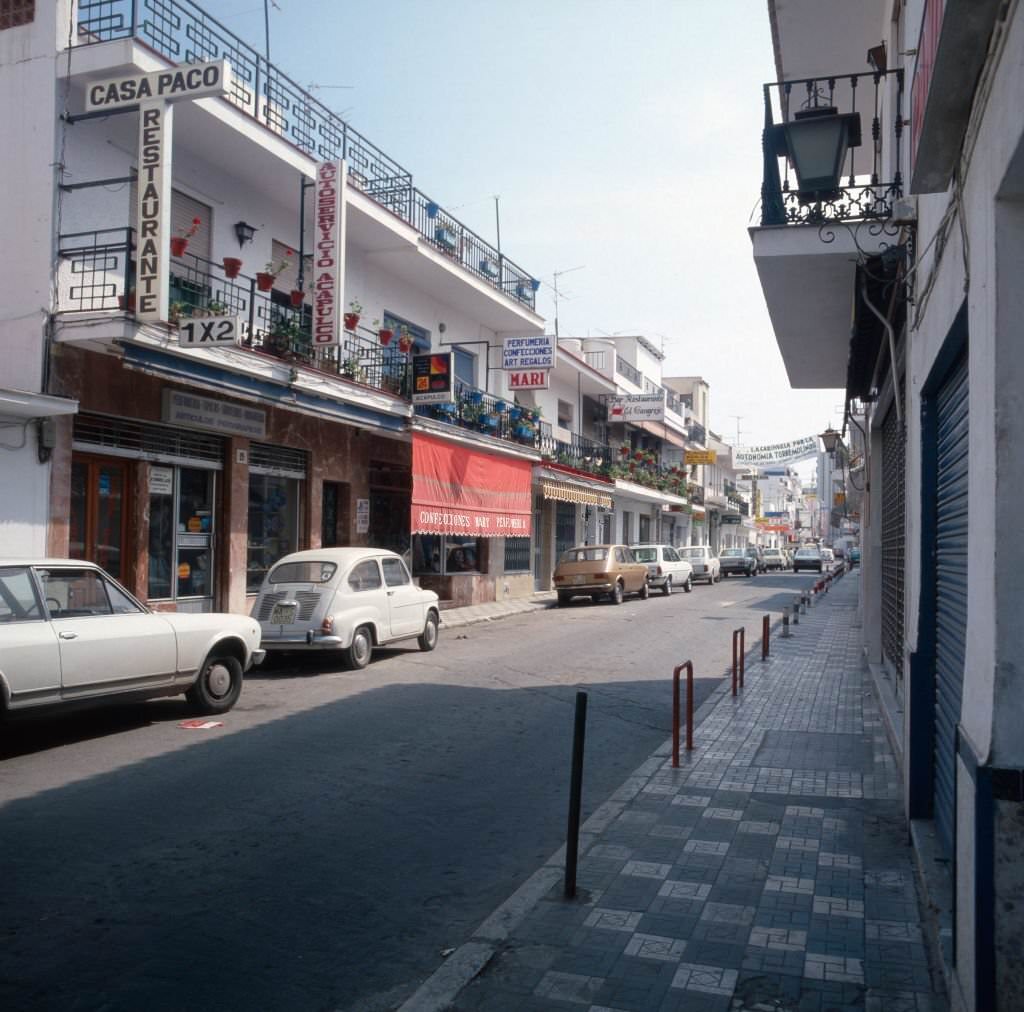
top-left (233, 221), bottom-right (258, 248)
top-left (867, 43), bottom-right (887, 74)
top-left (819, 426), bottom-right (841, 455)
top-left (769, 106), bottom-right (862, 203)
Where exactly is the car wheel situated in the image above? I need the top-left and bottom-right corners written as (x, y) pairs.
top-left (639, 582), bottom-right (650, 601)
top-left (186, 654), bottom-right (243, 715)
top-left (713, 571), bottom-right (721, 583)
top-left (343, 625), bottom-right (373, 670)
top-left (591, 594), bottom-right (603, 604)
top-left (610, 581), bottom-right (624, 605)
top-left (557, 592), bottom-right (571, 607)
top-left (684, 576), bottom-right (693, 593)
top-left (663, 576), bottom-right (673, 597)
top-left (418, 611), bottom-right (439, 651)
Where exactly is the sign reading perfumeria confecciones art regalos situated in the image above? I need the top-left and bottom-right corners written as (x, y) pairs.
top-left (734, 435), bottom-right (818, 468)
top-left (85, 62), bottom-right (232, 324)
top-left (312, 160), bottom-right (347, 346)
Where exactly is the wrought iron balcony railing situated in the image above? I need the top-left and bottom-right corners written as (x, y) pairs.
top-left (760, 68), bottom-right (904, 227)
top-left (615, 357), bottom-right (642, 387)
top-left (413, 383), bottom-right (545, 452)
top-left (75, 0), bottom-right (538, 310)
top-left (538, 433), bottom-right (614, 479)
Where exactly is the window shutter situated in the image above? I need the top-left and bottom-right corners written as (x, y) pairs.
top-left (271, 240), bottom-right (310, 293)
top-left (129, 182), bottom-right (212, 264)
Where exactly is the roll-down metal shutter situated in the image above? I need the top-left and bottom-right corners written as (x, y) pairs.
top-left (933, 352), bottom-right (969, 857)
top-left (881, 400), bottom-right (906, 680)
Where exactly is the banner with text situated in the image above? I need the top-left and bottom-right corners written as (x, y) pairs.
top-left (312, 160), bottom-right (346, 346)
top-left (734, 435), bottom-right (818, 468)
top-left (608, 393), bottom-right (665, 423)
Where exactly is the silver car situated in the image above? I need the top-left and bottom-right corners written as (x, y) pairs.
top-left (630, 544), bottom-right (694, 595)
top-left (678, 545), bottom-right (721, 584)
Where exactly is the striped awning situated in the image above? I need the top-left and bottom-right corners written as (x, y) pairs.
top-left (541, 479), bottom-right (613, 508)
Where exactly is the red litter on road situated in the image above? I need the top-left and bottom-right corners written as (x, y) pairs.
top-left (178, 719), bottom-right (224, 730)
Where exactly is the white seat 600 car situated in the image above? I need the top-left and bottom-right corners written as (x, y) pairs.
top-left (0, 559), bottom-right (264, 716)
top-left (253, 548), bottom-right (440, 669)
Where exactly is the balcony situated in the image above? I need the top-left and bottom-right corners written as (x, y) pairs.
top-left (414, 383), bottom-right (545, 453)
top-left (751, 68), bottom-right (905, 388)
top-left (615, 358), bottom-right (643, 387)
top-left (74, 0), bottom-right (538, 314)
top-left (538, 433), bottom-right (615, 481)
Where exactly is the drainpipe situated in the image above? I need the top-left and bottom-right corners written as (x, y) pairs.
top-left (860, 274), bottom-right (902, 428)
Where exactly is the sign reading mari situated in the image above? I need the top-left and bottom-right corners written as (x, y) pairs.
top-left (734, 435), bottom-right (818, 468)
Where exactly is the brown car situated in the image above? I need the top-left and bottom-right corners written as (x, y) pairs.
top-left (553, 544), bottom-right (650, 606)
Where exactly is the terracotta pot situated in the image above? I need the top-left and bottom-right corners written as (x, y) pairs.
top-left (344, 313), bottom-right (360, 331)
top-left (378, 328), bottom-right (394, 346)
top-left (289, 289), bottom-right (305, 308)
top-left (223, 257), bottom-right (243, 278)
top-left (169, 236), bottom-right (189, 257)
top-left (398, 336), bottom-right (413, 353)
top-left (256, 272), bottom-right (275, 292)
top-left (118, 292), bottom-right (136, 312)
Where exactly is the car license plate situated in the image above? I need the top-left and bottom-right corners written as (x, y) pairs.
top-left (573, 575), bottom-right (586, 585)
top-left (269, 602), bottom-right (297, 624)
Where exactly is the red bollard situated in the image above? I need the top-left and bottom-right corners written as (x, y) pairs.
top-left (672, 660), bottom-right (694, 765)
top-left (762, 614), bottom-right (770, 661)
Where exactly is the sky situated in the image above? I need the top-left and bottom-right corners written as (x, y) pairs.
top-left (210, 0), bottom-right (845, 451)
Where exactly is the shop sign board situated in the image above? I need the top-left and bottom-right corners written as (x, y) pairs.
top-left (685, 449), bottom-right (716, 466)
top-left (720, 514), bottom-right (742, 525)
top-left (608, 393), bottom-right (665, 422)
top-left (312, 159), bottom-right (346, 346)
top-left (502, 335), bottom-right (554, 370)
top-left (84, 63), bottom-right (232, 111)
top-left (149, 466), bottom-right (174, 495)
top-left (734, 435), bottom-right (818, 467)
top-left (163, 390), bottom-right (266, 439)
top-left (356, 498), bottom-right (370, 534)
top-left (412, 352), bottom-right (454, 404)
top-left (507, 370), bottom-right (549, 390)
top-left (177, 315), bottom-right (242, 346)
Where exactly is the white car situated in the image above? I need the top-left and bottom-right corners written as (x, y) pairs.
top-left (678, 545), bottom-right (721, 584)
top-left (253, 548), bottom-right (440, 669)
top-left (630, 544), bottom-right (693, 595)
top-left (0, 559), bottom-right (263, 716)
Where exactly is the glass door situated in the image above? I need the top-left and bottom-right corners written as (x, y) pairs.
top-left (69, 456), bottom-right (129, 582)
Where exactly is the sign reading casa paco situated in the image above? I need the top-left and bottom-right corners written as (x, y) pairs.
top-left (85, 62), bottom-right (232, 325)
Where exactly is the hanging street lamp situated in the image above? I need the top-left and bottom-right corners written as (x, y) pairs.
top-left (772, 106), bottom-right (862, 204)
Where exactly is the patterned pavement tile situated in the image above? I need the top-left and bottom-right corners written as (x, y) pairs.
top-left (623, 932), bottom-right (687, 962)
top-left (584, 909), bottom-right (644, 933)
top-left (669, 963), bottom-right (738, 996)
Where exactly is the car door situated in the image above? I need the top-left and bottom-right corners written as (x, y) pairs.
top-left (381, 557), bottom-right (424, 639)
top-left (37, 566), bottom-right (178, 696)
top-left (0, 565), bottom-right (62, 707)
top-left (345, 558), bottom-right (391, 639)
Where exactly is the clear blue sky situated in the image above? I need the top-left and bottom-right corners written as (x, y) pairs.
top-left (212, 0), bottom-right (845, 448)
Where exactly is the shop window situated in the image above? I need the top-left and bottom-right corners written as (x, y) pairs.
top-left (147, 466), bottom-right (216, 602)
top-left (69, 457), bottom-right (129, 582)
top-left (638, 514), bottom-right (651, 543)
top-left (412, 535), bottom-right (482, 575)
top-left (247, 474), bottom-right (301, 593)
top-left (453, 347), bottom-right (476, 387)
top-left (557, 399), bottom-right (574, 428)
top-left (322, 481), bottom-right (343, 547)
top-left (504, 537), bottom-right (530, 573)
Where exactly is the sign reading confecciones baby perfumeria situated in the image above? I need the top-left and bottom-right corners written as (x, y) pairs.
top-left (84, 62), bottom-right (232, 324)
top-left (312, 160), bottom-right (347, 346)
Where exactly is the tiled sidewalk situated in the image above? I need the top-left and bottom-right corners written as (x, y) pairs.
top-left (448, 578), bottom-right (946, 1012)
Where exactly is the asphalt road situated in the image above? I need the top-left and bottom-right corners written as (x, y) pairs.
top-left (0, 569), bottom-right (819, 1012)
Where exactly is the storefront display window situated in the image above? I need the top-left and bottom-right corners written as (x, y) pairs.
top-left (147, 466), bottom-right (215, 602)
top-left (412, 535), bottom-right (482, 575)
top-left (247, 474), bottom-right (301, 592)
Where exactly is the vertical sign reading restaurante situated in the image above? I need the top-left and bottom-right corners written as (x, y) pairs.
top-left (313, 160), bottom-right (347, 346)
top-left (84, 62), bottom-right (232, 324)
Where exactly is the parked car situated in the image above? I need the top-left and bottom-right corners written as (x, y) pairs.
top-left (630, 544), bottom-right (694, 595)
top-left (720, 547), bottom-right (758, 577)
top-left (821, 547), bottom-right (836, 567)
top-left (0, 559), bottom-right (263, 716)
top-left (253, 548), bottom-right (440, 669)
top-left (849, 546), bottom-right (861, 565)
top-left (793, 546), bottom-right (824, 573)
top-left (762, 548), bottom-right (787, 571)
top-left (678, 545), bottom-right (720, 584)
top-left (553, 544), bottom-right (649, 605)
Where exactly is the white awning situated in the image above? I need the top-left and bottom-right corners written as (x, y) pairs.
top-left (0, 389), bottom-right (78, 420)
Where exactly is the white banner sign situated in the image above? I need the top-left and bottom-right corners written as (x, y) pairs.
top-left (178, 315), bottom-right (242, 346)
top-left (608, 393), bottom-right (665, 422)
top-left (508, 370), bottom-right (549, 390)
top-left (312, 160), bottom-right (346, 346)
top-left (734, 435), bottom-right (818, 467)
top-left (502, 334), bottom-right (554, 370)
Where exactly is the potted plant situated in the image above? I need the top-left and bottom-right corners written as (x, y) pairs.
top-left (256, 248), bottom-right (293, 292)
top-left (170, 217), bottom-right (201, 257)
top-left (373, 318), bottom-right (393, 346)
top-left (435, 224), bottom-right (458, 252)
top-left (266, 316), bottom-right (303, 359)
top-left (289, 288), bottom-right (305, 308)
top-left (222, 256), bottom-right (243, 278)
top-left (397, 326), bottom-right (414, 353)
top-left (619, 444), bottom-right (631, 457)
top-left (340, 357), bottom-right (366, 382)
top-left (344, 299), bottom-right (362, 331)
top-left (118, 288), bottom-right (136, 312)
top-left (168, 301), bottom-right (189, 325)
top-left (509, 405), bottom-right (523, 422)
top-left (479, 257), bottom-right (499, 279)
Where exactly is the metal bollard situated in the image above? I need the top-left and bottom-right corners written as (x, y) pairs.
top-left (792, 596), bottom-right (801, 624)
top-left (672, 660), bottom-right (695, 765)
top-left (564, 691), bottom-right (588, 899)
top-left (732, 628), bottom-right (746, 694)
top-left (782, 606), bottom-right (791, 637)
top-left (762, 614), bottom-right (770, 661)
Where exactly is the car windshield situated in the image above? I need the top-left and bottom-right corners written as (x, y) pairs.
top-left (269, 561), bottom-right (338, 584)
top-left (631, 547), bottom-right (658, 563)
top-left (721, 549), bottom-right (745, 557)
top-left (560, 548), bottom-right (607, 563)
top-left (679, 548), bottom-right (704, 559)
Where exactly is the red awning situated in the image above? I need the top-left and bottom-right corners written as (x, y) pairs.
top-left (411, 433), bottom-right (532, 537)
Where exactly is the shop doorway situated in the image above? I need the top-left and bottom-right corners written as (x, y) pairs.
top-left (70, 456), bottom-right (130, 583)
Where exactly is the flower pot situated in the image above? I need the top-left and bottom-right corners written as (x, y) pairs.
top-left (398, 336), bottom-right (413, 354)
top-left (468, 391), bottom-right (483, 405)
top-left (169, 236), bottom-right (189, 257)
top-left (289, 289), bottom-right (305, 308)
top-left (222, 257), bottom-right (243, 278)
top-left (256, 272), bottom-right (275, 292)
top-left (509, 407), bottom-right (522, 421)
top-left (378, 328), bottom-right (393, 346)
top-left (344, 313), bottom-right (360, 331)
top-left (118, 292), bottom-right (136, 312)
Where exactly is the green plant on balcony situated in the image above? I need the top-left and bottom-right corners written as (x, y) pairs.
top-left (267, 316), bottom-right (306, 360)
top-left (340, 356), bottom-right (366, 382)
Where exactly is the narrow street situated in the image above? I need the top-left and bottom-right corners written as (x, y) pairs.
top-left (0, 572), bottom-right (816, 1011)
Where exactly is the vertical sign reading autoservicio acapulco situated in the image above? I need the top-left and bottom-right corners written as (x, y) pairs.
top-left (313, 160), bottom-right (347, 346)
top-left (84, 62), bottom-right (232, 324)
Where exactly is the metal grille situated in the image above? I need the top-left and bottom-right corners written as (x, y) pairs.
top-left (503, 537), bottom-right (531, 573)
top-left (73, 413), bottom-right (224, 467)
top-left (555, 502), bottom-right (577, 555)
top-left (255, 589), bottom-right (321, 622)
top-left (249, 443), bottom-right (307, 478)
top-left (881, 400), bottom-right (906, 687)
top-left (933, 353), bottom-right (969, 857)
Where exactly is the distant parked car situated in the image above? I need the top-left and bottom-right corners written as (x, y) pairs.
top-left (630, 544), bottom-right (693, 595)
top-left (720, 547), bottom-right (758, 578)
top-left (793, 546), bottom-right (824, 573)
top-left (821, 548), bottom-right (836, 567)
top-left (553, 544), bottom-right (649, 606)
top-left (762, 548), bottom-right (787, 571)
top-left (0, 559), bottom-right (263, 716)
top-left (678, 545), bottom-right (720, 584)
top-left (254, 548), bottom-right (440, 669)
top-left (849, 546), bottom-right (861, 565)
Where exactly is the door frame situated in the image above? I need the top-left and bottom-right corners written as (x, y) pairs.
top-left (69, 453), bottom-right (133, 584)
